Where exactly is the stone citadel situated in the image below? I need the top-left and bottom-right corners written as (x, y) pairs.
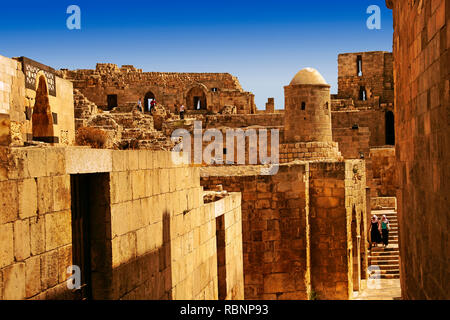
top-left (0, 0), bottom-right (448, 300)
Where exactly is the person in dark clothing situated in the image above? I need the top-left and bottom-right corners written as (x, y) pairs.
top-left (369, 215), bottom-right (382, 247)
top-left (380, 215), bottom-right (390, 247)
top-left (179, 104), bottom-right (185, 120)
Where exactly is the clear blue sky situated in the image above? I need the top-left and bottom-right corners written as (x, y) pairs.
top-left (0, 0), bottom-right (393, 109)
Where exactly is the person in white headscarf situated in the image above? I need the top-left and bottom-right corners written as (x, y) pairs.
top-left (369, 215), bottom-right (382, 247)
top-left (380, 215), bottom-right (391, 248)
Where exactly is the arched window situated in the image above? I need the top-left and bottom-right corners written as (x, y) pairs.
top-left (301, 102), bottom-right (306, 110)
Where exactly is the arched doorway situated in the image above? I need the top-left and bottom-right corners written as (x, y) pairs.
top-left (186, 86), bottom-right (207, 110)
top-left (144, 91), bottom-right (155, 112)
top-left (385, 111), bottom-right (395, 145)
top-left (32, 75), bottom-right (54, 142)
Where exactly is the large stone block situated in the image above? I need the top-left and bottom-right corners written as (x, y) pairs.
top-left (52, 175), bottom-right (71, 212)
top-left (3, 263), bottom-right (25, 300)
top-left (0, 180), bottom-right (18, 224)
top-left (40, 250), bottom-right (59, 289)
top-left (131, 170), bottom-right (146, 200)
top-left (30, 216), bottom-right (45, 255)
top-left (14, 219), bottom-right (30, 261)
top-left (45, 210), bottom-right (72, 251)
top-left (18, 178), bottom-right (37, 219)
top-left (25, 255), bottom-right (41, 298)
top-left (37, 177), bottom-right (53, 214)
top-left (57, 245), bottom-right (72, 283)
top-left (26, 148), bottom-right (47, 178)
top-left (46, 148), bottom-right (66, 176)
top-left (0, 222), bottom-right (14, 268)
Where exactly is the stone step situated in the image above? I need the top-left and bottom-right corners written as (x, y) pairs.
top-left (369, 260), bottom-right (399, 266)
top-left (370, 250), bottom-right (399, 256)
top-left (369, 256), bottom-right (399, 263)
top-left (370, 270), bottom-right (400, 276)
top-left (376, 264), bottom-right (399, 270)
top-left (380, 274), bottom-right (400, 279)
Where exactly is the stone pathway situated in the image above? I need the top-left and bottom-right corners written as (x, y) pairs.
top-left (353, 279), bottom-right (402, 300)
top-left (354, 208), bottom-right (402, 300)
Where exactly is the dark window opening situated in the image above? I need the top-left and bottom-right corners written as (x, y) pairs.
top-left (223, 148), bottom-right (227, 155)
top-left (359, 86), bottom-right (367, 101)
top-left (211, 88), bottom-right (218, 92)
top-left (301, 102), bottom-right (306, 110)
top-left (357, 55), bottom-right (363, 76)
top-left (107, 94), bottom-right (118, 110)
top-left (385, 111), bottom-right (395, 145)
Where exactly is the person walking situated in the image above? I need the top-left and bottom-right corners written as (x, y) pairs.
top-left (179, 104), bottom-right (185, 120)
top-left (369, 215), bottom-right (382, 247)
top-left (150, 99), bottom-right (156, 113)
top-left (137, 98), bottom-right (143, 112)
top-left (380, 215), bottom-right (390, 248)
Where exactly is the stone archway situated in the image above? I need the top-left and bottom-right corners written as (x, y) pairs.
top-left (144, 91), bottom-right (156, 112)
top-left (186, 86), bottom-right (207, 110)
top-left (32, 75), bottom-right (54, 142)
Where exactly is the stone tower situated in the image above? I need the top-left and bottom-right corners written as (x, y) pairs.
top-left (284, 68), bottom-right (332, 143)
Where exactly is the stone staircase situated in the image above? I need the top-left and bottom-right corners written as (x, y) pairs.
top-left (368, 209), bottom-right (400, 279)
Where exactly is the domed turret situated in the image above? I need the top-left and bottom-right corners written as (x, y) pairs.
top-left (284, 68), bottom-right (332, 143)
top-left (289, 67), bottom-right (328, 86)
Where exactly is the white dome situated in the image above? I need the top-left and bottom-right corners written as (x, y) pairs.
top-left (290, 67), bottom-right (328, 85)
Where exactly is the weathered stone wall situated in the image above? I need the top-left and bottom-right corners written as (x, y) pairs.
top-left (284, 84), bottom-right (332, 143)
top-left (369, 147), bottom-right (396, 197)
top-left (201, 164), bottom-right (311, 300)
top-left (0, 147), bottom-right (244, 300)
top-left (0, 147), bottom-right (72, 299)
top-left (332, 109), bottom-right (387, 147)
top-left (338, 51), bottom-right (394, 105)
top-left (60, 65), bottom-right (256, 114)
top-left (0, 55), bottom-right (75, 146)
top-left (387, 0), bottom-right (449, 299)
top-left (332, 127), bottom-right (370, 160)
top-left (308, 160), bottom-right (367, 300)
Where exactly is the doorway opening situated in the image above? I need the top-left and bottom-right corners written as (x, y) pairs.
top-left (215, 214), bottom-right (227, 300)
top-left (71, 173), bottom-right (112, 300)
top-left (186, 86), bottom-right (207, 110)
top-left (107, 94), bottom-right (118, 110)
top-left (385, 111), bottom-right (395, 145)
top-left (144, 91), bottom-right (156, 112)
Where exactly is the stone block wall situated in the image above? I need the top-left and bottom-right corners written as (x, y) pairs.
top-left (387, 0), bottom-right (449, 299)
top-left (332, 109), bottom-right (387, 147)
top-left (201, 164), bottom-right (311, 300)
top-left (338, 51), bottom-right (394, 104)
top-left (212, 194), bottom-right (244, 300)
top-left (369, 147), bottom-right (396, 197)
top-left (0, 147), bottom-right (244, 300)
top-left (0, 54), bottom-right (75, 146)
top-left (0, 147), bottom-right (72, 300)
top-left (332, 127), bottom-right (370, 160)
top-left (60, 67), bottom-right (256, 114)
top-left (308, 160), bottom-right (367, 299)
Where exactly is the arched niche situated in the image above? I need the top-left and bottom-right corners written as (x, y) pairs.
top-left (186, 86), bottom-right (207, 110)
top-left (32, 75), bottom-right (54, 142)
